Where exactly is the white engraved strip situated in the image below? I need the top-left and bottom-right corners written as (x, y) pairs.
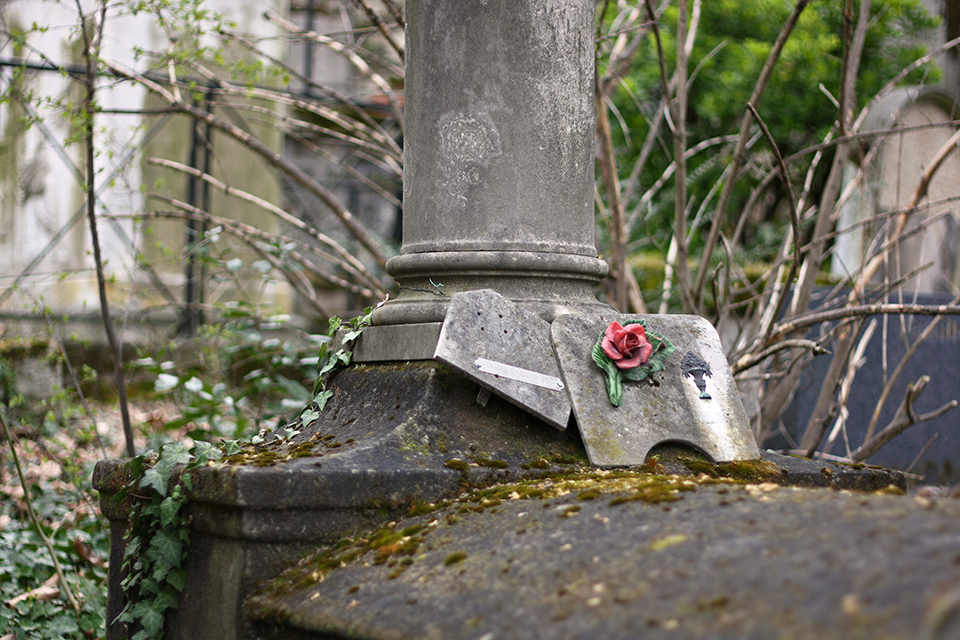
top-left (474, 358), bottom-right (565, 391)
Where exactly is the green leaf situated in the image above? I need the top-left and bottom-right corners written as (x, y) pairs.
top-left (300, 408), bottom-right (320, 425)
top-left (644, 329), bottom-right (677, 373)
top-left (155, 442), bottom-right (192, 473)
top-left (314, 390), bottom-right (333, 411)
top-left (318, 349), bottom-right (348, 377)
top-left (221, 440), bottom-right (242, 456)
top-left (327, 316), bottom-right (342, 334)
top-left (621, 365), bottom-right (652, 382)
top-left (150, 528), bottom-right (184, 569)
top-left (592, 336), bottom-right (624, 407)
top-left (155, 583), bottom-right (181, 611)
top-left (166, 567), bottom-right (187, 592)
top-left (139, 467), bottom-right (171, 497)
top-left (159, 495), bottom-right (183, 528)
top-left (191, 440), bottom-right (222, 465)
top-left (124, 455), bottom-right (147, 480)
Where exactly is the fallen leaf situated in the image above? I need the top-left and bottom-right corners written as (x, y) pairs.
top-left (7, 584), bottom-right (60, 607)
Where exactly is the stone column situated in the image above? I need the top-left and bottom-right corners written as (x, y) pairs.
top-left (371, 0), bottom-right (609, 331)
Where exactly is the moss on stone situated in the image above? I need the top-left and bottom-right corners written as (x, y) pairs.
top-left (471, 457), bottom-right (509, 469)
top-left (252, 467), bottom-right (749, 603)
top-left (444, 459), bottom-right (470, 472)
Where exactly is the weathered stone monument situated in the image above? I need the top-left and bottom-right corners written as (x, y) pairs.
top-left (95, 1), bottom-right (933, 639)
top-left (351, 0), bottom-right (758, 466)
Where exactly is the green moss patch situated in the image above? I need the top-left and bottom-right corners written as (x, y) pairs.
top-left (253, 467), bottom-right (745, 603)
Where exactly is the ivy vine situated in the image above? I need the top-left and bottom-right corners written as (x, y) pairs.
top-left (113, 304), bottom-right (377, 638)
top-left (114, 441), bottom-right (233, 639)
top-left (299, 304), bottom-right (376, 428)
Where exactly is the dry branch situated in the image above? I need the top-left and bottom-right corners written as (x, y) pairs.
top-left (693, 0), bottom-right (810, 307)
top-left (850, 376), bottom-right (957, 461)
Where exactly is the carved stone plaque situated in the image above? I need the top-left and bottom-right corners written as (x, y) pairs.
top-left (434, 290), bottom-right (571, 430)
top-left (551, 313), bottom-right (759, 466)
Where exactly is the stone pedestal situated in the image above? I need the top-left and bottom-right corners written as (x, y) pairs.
top-left (94, 363), bottom-right (589, 640)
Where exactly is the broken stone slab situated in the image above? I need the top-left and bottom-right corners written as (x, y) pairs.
top-left (249, 472), bottom-right (947, 640)
top-left (552, 313), bottom-right (759, 466)
top-left (434, 289), bottom-right (571, 430)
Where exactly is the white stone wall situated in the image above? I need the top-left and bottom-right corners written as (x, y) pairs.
top-left (0, 0), bottom-right (290, 316)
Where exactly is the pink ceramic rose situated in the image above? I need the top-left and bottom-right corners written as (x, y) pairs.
top-left (601, 321), bottom-right (653, 369)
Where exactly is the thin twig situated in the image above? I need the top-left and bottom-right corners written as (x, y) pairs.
top-left (350, 0), bottom-right (404, 61)
top-left (693, 0), bottom-right (810, 307)
top-left (850, 376), bottom-right (957, 461)
top-left (863, 295), bottom-right (960, 442)
top-left (103, 59), bottom-right (390, 270)
top-left (75, 0), bottom-right (135, 458)
top-left (767, 303), bottom-right (960, 342)
top-left (0, 411), bottom-right (82, 616)
top-left (145, 158), bottom-right (387, 295)
top-left (746, 102), bottom-right (802, 347)
top-left (732, 339), bottom-right (828, 376)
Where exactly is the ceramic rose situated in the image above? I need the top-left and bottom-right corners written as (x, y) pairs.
top-left (592, 319), bottom-right (676, 407)
top-left (601, 321), bottom-right (654, 369)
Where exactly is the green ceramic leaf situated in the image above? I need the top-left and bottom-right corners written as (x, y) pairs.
top-left (593, 333), bottom-right (624, 407)
top-left (621, 365), bottom-right (652, 382)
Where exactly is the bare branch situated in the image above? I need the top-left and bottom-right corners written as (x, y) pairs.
top-left (768, 303), bottom-right (960, 342)
top-left (0, 412), bottom-right (82, 616)
top-left (145, 157), bottom-right (388, 295)
top-left (350, 0), bottom-right (404, 61)
top-left (103, 60), bottom-right (391, 269)
top-left (694, 0), bottom-right (811, 306)
top-left (263, 9), bottom-right (402, 125)
top-left (850, 376), bottom-right (958, 461)
top-left (863, 295), bottom-right (960, 442)
top-left (733, 339), bottom-right (828, 376)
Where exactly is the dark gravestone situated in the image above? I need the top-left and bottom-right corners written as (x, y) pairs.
top-left (776, 292), bottom-right (960, 484)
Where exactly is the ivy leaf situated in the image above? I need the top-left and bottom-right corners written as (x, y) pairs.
top-left (139, 467), bottom-right (171, 497)
top-left (166, 568), bottom-right (187, 592)
top-left (124, 455), bottom-right (147, 481)
top-left (191, 441), bottom-right (222, 465)
top-left (154, 442), bottom-right (192, 474)
top-left (123, 537), bottom-right (142, 560)
top-left (151, 557), bottom-right (172, 583)
top-left (155, 583), bottom-right (181, 611)
top-left (314, 390), bottom-right (333, 411)
top-left (317, 350), bottom-right (345, 377)
top-left (114, 607), bottom-right (134, 625)
top-left (130, 600), bottom-right (165, 639)
top-left (221, 440), bottom-right (242, 456)
top-left (327, 316), bottom-right (342, 334)
top-left (150, 528), bottom-right (184, 569)
top-left (159, 495), bottom-right (183, 528)
top-left (342, 329), bottom-right (362, 344)
top-left (300, 408), bottom-right (320, 426)
top-left (138, 577), bottom-right (161, 596)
